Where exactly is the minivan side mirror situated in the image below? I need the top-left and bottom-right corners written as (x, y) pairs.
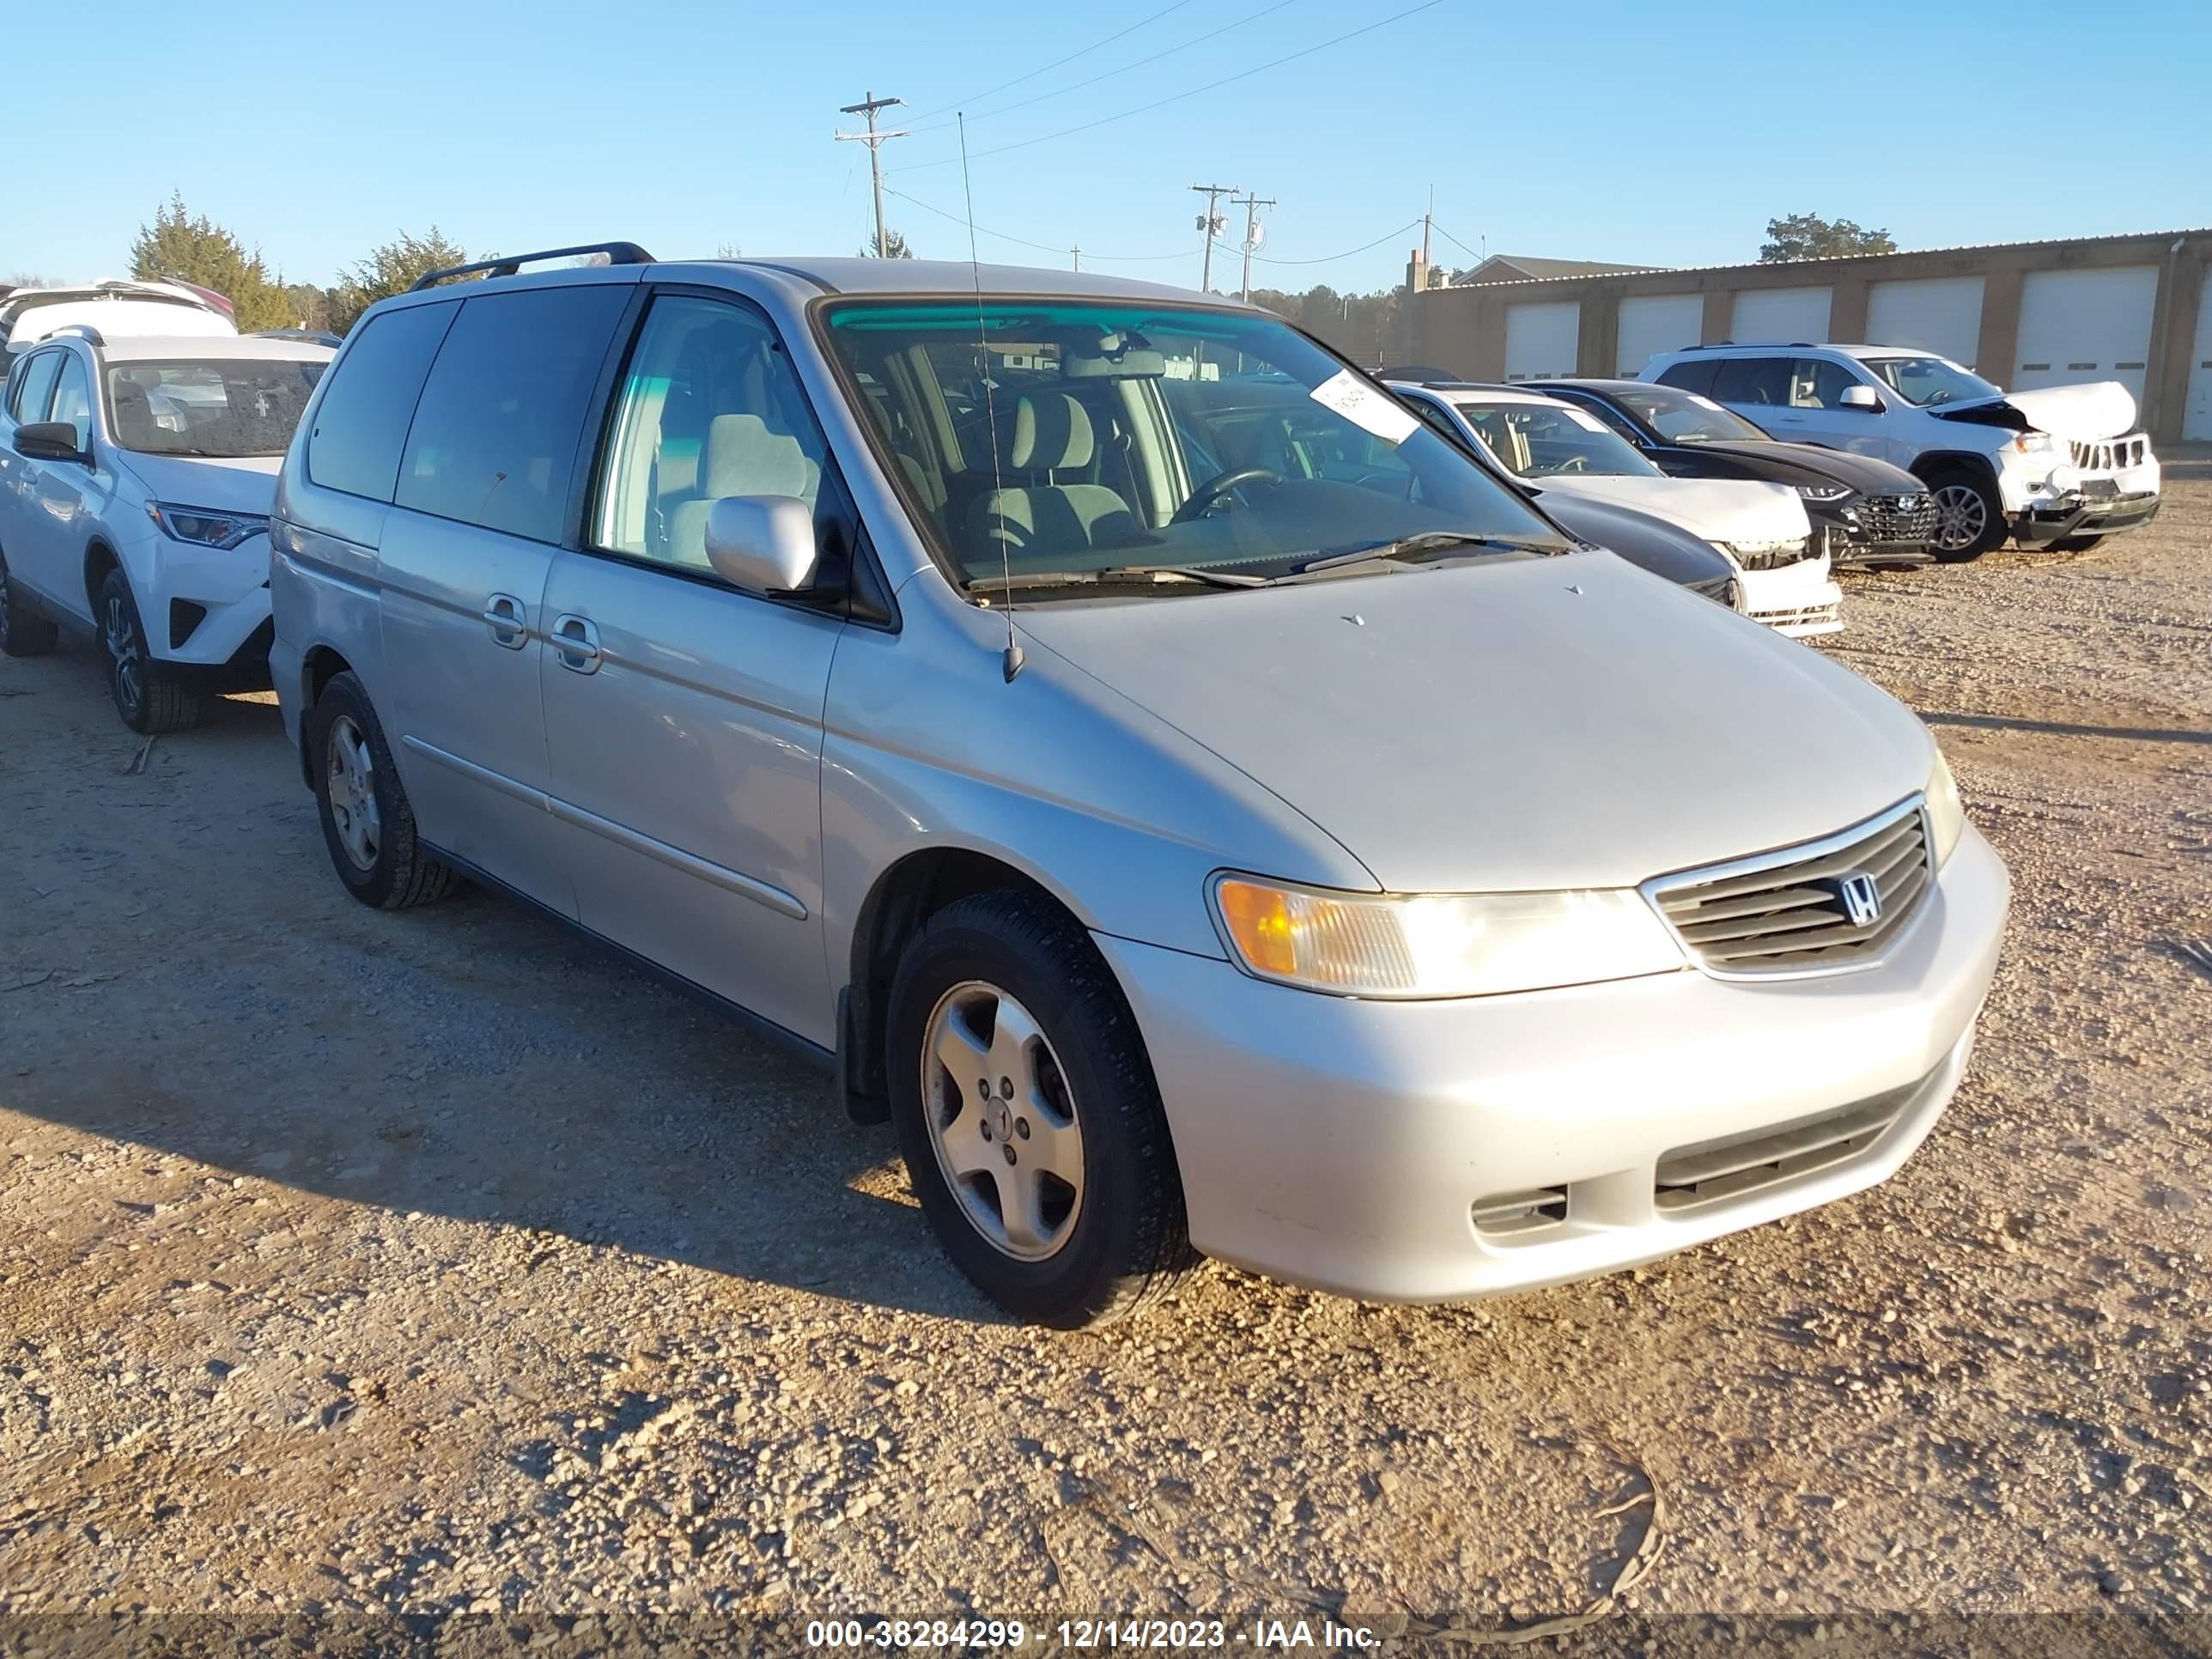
top-left (1837, 385), bottom-right (1882, 412)
top-left (702, 495), bottom-right (820, 595)
top-left (14, 420), bottom-right (88, 463)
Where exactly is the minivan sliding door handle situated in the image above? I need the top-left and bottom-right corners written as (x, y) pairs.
top-left (483, 592), bottom-right (528, 648)
top-left (551, 613), bottom-right (602, 674)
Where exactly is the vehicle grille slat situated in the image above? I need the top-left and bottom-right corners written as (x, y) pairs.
top-left (1654, 1083), bottom-right (1919, 1211)
top-left (1646, 799), bottom-right (1933, 975)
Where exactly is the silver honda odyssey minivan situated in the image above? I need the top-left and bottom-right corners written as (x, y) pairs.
top-left (270, 244), bottom-right (2009, 1327)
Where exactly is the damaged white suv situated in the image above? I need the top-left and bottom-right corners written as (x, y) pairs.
top-left (1644, 344), bottom-right (2160, 561)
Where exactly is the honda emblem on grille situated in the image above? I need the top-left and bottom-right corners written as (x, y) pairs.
top-left (1831, 872), bottom-right (1882, 927)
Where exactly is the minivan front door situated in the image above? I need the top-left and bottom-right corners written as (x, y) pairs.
top-left (538, 291), bottom-right (847, 1048)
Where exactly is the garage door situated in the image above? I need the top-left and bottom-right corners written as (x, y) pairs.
top-left (1730, 286), bottom-right (1831, 344)
top-left (1504, 301), bottom-right (1579, 382)
top-left (2013, 266), bottom-right (2157, 402)
top-left (2185, 270), bottom-right (2212, 442)
top-left (1867, 276), bottom-right (1984, 369)
top-left (1615, 294), bottom-right (1705, 377)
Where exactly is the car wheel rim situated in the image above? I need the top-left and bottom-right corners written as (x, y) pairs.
top-left (1932, 483), bottom-right (1985, 550)
top-left (921, 980), bottom-right (1085, 1262)
top-left (325, 714), bottom-right (382, 872)
top-left (103, 593), bottom-right (142, 715)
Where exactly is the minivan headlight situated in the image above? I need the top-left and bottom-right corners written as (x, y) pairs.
top-left (1212, 876), bottom-right (1685, 999)
top-left (1927, 749), bottom-right (1966, 867)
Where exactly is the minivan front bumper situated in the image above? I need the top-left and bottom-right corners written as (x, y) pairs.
top-left (1097, 823), bottom-right (2008, 1303)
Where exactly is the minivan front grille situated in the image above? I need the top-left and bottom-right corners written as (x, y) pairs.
top-left (1644, 798), bottom-right (1932, 976)
top-left (1654, 1080), bottom-right (1918, 1212)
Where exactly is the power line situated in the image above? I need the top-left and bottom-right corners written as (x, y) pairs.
top-left (890, 0), bottom-right (1446, 175)
top-left (881, 185), bottom-right (1188, 263)
top-left (1249, 219), bottom-right (1424, 266)
top-left (905, 1), bottom-right (1196, 122)
top-left (1429, 219), bottom-right (1486, 263)
top-left (907, 1), bottom-right (1301, 135)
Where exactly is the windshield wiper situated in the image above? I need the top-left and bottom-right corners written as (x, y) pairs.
top-left (1285, 531), bottom-right (1565, 578)
top-left (968, 563), bottom-right (1269, 596)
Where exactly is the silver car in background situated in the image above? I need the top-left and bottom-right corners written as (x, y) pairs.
top-left (270, 246), bottom-right (2008, 1326)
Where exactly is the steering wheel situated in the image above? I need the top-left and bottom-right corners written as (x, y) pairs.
top-left (1552, 455), bottom-right (1589, 474)
top-left (1172, 466), bottom-right (1282, 524)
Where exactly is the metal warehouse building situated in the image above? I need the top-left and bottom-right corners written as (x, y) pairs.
top-left (1395, 228), bottom-right (2212, 446)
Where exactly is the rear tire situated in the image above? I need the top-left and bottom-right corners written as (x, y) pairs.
top-left (99, 568), bottom-right (202, 732)
top-left (886, 889), bottom-right (1195, 1327)
top-left (1923, 467), bottom-right (2006, 562)
top-left (0, 546), bottom-right (59, 658)
top-left (305, 670), bottom-right (461, 909)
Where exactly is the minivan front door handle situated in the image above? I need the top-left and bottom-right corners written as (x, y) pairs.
top-left (551, 613), bottom-right (602, 674)
top-left (483, 592), bottom-right (528, 649)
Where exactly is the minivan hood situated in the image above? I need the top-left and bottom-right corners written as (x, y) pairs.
top-left (1014, 552), bottom-right (1931, 893)
top-left (111, 451), bottom-right (282, 514)
top-left (1535, 473), bottom-right (1809, 545)
top-left (1929, 380), bottom-right (2138, 441)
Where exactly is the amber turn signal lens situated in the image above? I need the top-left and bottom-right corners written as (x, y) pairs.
top-left (1216, 879), bottom-right (1298, 975)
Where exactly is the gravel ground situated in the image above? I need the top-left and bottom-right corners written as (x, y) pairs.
top-left (1, 478), bottom-right (2208, 1657)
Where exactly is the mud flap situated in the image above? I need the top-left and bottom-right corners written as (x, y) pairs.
top-left (836, 985), bottom-right (889, 1125)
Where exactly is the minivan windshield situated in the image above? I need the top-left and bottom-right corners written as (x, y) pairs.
top-left (1862, 355), bottom-right (2000, 409)
top-left (1610, 384), bottom-right (1772, 445)
top-left (1449, 398), bottom-right (1666, 480)
top-left (820, 299), bottom-right (1563, 591)
top-left (104, 357), bottom-right (326, 457)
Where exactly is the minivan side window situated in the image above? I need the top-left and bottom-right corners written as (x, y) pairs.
top-left (1711, 356), bottom-right (1790, 407)
top-left (10, 349), bottom-right (64, 424)
top-left (592, 295), bottom-right (836, 572)
top-left (1650, 358), bottom-right (1717, 397)
top-left (307, 301), bottom-right (459, 502)
top-left (49, 356), bottom-right (92, 450)
top-left (397, 285), bottom-right (629, 544)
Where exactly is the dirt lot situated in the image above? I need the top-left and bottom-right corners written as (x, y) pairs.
top-left (2, 475), bottom-right (2209, 1656)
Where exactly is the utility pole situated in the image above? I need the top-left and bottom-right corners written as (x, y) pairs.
top-left (1423, 183), bottom-right (1434, 272)
top-left (836, 92), bottom-right (908, 258)
top-left (1190, 182), bottom-right (1237, 294)
top-left (1071, 246), bottom-right (1081, 272)
top-left (1231, 191), bottom-right (1275, 303)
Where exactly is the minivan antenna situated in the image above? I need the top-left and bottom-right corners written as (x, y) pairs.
top-left (959, 112), bottom-right (1023, 683)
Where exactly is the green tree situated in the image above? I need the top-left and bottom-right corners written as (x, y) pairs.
top-left (127, 193), bottom-right (292, 331)
top-left (859, 228), bottom-right (915, 258)
top-left (1759, 213), bottom-right (1898, 263)
top-left (329, 228), bottom-right (475, 332)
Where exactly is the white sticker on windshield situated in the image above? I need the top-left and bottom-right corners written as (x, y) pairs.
top-left (1561, 406), bottom-right (1608, 432)
top-left (1690, 394), bottom-right (1725, 410)
top-left (1310, 368), bottom-right (1419, 445)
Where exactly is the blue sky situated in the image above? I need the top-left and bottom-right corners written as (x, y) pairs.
top-left (9, 0), bottom-right (2209, 295)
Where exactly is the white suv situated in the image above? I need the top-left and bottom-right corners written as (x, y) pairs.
top-left (0, 331), bottom-right (332, 730)
top-left (1641, 343), bottom-right (2161, 561)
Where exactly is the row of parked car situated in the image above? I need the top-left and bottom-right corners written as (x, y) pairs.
top-left (0, 250), bottom-right (2049, 1325)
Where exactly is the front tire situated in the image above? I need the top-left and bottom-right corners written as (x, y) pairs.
top-left (0, 545), bottom-right (59, 658)
top-left (1924, 467), bottom-right (2006, 562)
top-left (886, 890), bottom-right (1194, 1327)
top-left (99, 568), bottom-right (202, 732)
top-left (305, 671), bottom-right (460, 909)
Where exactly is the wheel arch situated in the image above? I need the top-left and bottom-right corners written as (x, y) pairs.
top-left (296, 644), bottom-right (356, 790)
top-left (843, 845), bottom-right (1090, 1107)
top-left (82, 536), bottom-right (123, 614)
top-left (1909, 449), bottom-right (2001, 494)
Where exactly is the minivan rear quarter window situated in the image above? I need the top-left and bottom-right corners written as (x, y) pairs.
top-left (307, 301), bottom-right (458, 502)
top-left (396, 285), bottom-right (629, 544)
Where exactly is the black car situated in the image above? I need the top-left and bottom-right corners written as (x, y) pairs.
top-left (1533, 380), bottom-right (1938, 569)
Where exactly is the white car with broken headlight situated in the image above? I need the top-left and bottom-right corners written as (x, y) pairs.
top-left (1643, 343), bottom-right (2160, 561)
top-left (1387, 381), bottom-right (1842, 636)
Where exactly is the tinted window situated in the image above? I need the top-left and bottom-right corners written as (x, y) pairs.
top-left (50, 356), bottom-right (92, 450)
top-left (10, 349), bottom-right (63, 422)
top-left (398, 285), bottom-right (629, 544)
top-left (1650, 357), bottom-right (1717, 396)
top-left (594, 295), bottom-right (836, 572)
top-left (1553, 390), bottom-right (1644, 443)
top-left (1712, 356), bottom-right (1790, 407)
top-left (308, 301), bottom-right (458, 501)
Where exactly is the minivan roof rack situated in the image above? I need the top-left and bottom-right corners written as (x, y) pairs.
top-left (409, 241), bottom-right (656, 291)
top-left (52, 324), bottom-right (105, 346)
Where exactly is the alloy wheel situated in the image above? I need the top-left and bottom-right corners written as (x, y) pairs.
top-left (1930, 483), bottom-right (1987, 553)
top-left (325, 714), bottom-right (382, 872)
top-left (920, 981), bottom-right (1085, 1261)
top-left (102, 592), bottom-right (143, 719)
